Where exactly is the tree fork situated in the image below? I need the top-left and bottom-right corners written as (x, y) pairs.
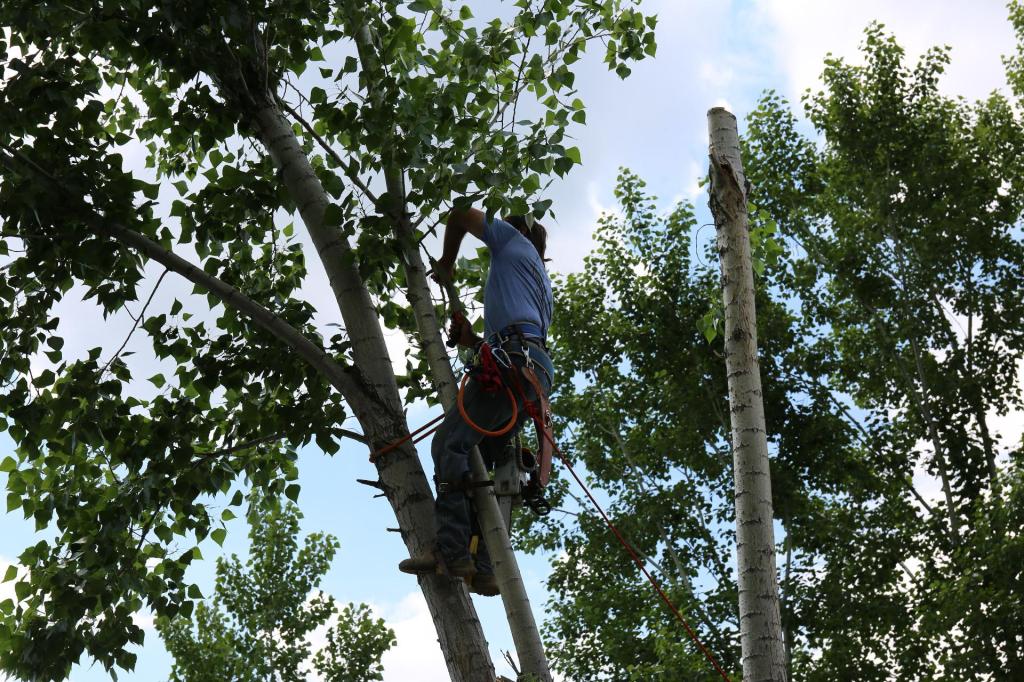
top-left (349, 16), bottom-right (552, 678)
top-left (707, 107), bottom-right (788, 682)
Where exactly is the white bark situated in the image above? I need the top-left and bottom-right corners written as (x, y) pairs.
top-left (250, 102), bottom-right (496, 682)
top-left (707, 107), bottom-right (788, 682)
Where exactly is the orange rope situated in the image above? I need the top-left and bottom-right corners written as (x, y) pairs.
top-left (371, 373), bottom-right (518, 460)
top-left (370, 412), bottom-right (446, 461)
top-left (456, 373), bottom-right (518, 437)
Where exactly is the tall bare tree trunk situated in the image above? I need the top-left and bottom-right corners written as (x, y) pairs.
top-left (707, 107), bottom-right (788, 682)
top-left (251, 101), bottom-right (496, 682)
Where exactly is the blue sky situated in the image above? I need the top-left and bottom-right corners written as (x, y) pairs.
top-left (2, 1), bottom-right (1022, 680)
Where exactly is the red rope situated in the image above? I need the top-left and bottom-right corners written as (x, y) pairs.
top-left (514, 382), bottom-right (733, 681)
top-left (370, 412), bottom-right (446, 461)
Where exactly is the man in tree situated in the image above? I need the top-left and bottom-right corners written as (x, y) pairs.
top-left (400, 208), bottom-right (555, 597)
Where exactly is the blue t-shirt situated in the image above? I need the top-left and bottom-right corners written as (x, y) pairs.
top-left (481, 218), bottom-right (553, 340)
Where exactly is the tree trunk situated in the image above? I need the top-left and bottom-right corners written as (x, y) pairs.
top-left (707, 107), bottom-right (788, 682)
top-left (251, 101), bottom-right (496, 682)
top-left (349, 16), bottom-right (551, 678)
top-left (390, 196), bottom-right (552, 681)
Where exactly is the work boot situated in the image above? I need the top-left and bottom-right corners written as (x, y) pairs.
top-left (469, 572), bottom-right (499, 597)
top-left (398, 554), bottom-right (437, 575)
top-left (399, 553), bottom-right (475, 578)
top-left (444, 555), bottom-right (476, 578)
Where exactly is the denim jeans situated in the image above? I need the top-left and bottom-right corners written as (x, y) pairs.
top-left (431, 339), bottom-right (554, 574)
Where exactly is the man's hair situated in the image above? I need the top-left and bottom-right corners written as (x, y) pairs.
top-left (504, 215), bottom-right (548, 262)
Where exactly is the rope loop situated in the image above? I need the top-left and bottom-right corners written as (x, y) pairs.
top-left (456, 374), bottom-right (518, 437)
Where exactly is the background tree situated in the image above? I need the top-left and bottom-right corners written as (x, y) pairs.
top-left (526, 10), bottom-right (1024, 681)
top-left (744, 18), bottom-right (1024, 679)
top-left (519, 169), bottom-right (848, 680)
top-left (0, 1), bottom-right (655, 680)
top-left (157, 497), bottom-right (395, 682)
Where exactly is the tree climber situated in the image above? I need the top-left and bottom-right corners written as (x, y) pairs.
top-left (399, 209), bottom-right (555, 597)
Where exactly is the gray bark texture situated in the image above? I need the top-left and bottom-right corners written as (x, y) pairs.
top-left (251, 101), bottom-right (496, 682)
top-left (706, 107), bottom-right (788, 682)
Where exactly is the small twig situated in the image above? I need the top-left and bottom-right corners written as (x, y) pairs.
top-left (339, 428), bottom-right (368, 444)
top-left (195, 432), bottom-right (284, 457)
top-left (278, 98), bottom-right (378, 204)
top-left (502, 650), bottom-right (522, 676)
top-left (99, 268), bottom-right (169, 376)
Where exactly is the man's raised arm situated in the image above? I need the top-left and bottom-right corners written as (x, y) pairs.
top-left (436, 207), bottom-right (486, 279)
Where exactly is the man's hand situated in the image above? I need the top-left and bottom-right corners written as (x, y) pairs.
top-left (432, 256), bottom-right (455, 284)
top-left (448, 311), bottom-right (478, 348)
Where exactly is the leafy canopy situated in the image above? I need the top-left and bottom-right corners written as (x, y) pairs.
top-left (157, 497), bottom-right (395, 682)
top-left (0, 0), bottom-right (655, 678)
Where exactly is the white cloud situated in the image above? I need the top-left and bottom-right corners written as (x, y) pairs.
top-left (698, 61), bottom-right (736, 89)
top-left (988, 359), bottom-right (1024, 454)
top-left (684, 160), bottom-right (704, 202)
top-left (131, 611), bottom-right (155, 631)
top-left (754, 0), bottom-right (1018, 105)
top-left (379, 591), bottom-right (449, 682)
top-left (585, 180), bottom-right (615, 223)
top-left (711, 98), bottom-right (734, 113)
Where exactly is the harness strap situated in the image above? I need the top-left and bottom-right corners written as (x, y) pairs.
top-left (507, 365), bottom-right (554, 488)
top-left (437, 478), bottom-right (496, 495)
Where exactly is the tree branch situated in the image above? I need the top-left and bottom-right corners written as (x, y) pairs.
top-left (277, 98), bottom-right (378, 204)
top-left (0, 144), bottom-right (364, 405)
top-left (100, 268), bottom-right (169, 376)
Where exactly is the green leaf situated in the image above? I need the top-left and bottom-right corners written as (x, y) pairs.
top-left (2, 565), bottom-right (17, 583)
top-left (211, 528), bottom-right (226, 547)
top-left (565, 147), bottom-right (582, 164)
top-left (0, 456), bottom-right (16, 473)
top-left (14, 581), bottom-right (30, 602)
top-left (323, 203), bottom-right (343, 227)
top-left (285, 484), bottom-right (300, 502)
